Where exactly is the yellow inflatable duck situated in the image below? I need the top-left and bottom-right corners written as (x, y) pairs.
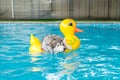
top-left (29, 19), bottom-right (83, 53)
top-left (60, 19), bottom-right (83, 52)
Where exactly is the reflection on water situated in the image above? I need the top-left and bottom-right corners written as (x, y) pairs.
top-left (29, 52), bottom-right (80, 79)
top-left (29, 52), bottom-right (43, 72)
top-left (32, 67), bottom-right (42, 72)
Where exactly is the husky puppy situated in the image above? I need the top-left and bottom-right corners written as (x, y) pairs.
top-left (42, 34), bottom-right (70, 53)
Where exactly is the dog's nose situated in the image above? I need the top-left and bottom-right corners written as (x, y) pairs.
top-left (64, 48), bottom-right (66, 51)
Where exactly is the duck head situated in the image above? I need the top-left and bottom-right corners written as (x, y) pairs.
top-left (60, 19), bottom-right (83, 37)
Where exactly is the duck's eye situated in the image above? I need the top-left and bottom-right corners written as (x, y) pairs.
top-left (68, 22), bottom-right (73, 26)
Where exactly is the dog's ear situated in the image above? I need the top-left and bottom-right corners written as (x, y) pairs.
top-left (63, 39), bottom-right (72, 50)
top-left (59, 38), bottom-right (64, 44)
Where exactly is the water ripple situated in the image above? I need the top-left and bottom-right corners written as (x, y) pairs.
top-left (0, 23), bottom-right (120, 80)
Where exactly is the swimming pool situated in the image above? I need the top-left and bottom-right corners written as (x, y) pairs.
top-left (0, 22), bottom-right (120, 80)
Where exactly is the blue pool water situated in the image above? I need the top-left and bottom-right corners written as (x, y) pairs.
top-left (0, 22), bottom-right (120, 80)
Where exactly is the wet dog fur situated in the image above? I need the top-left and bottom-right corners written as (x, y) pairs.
top-left (42, 34), bottom-right (69, 53)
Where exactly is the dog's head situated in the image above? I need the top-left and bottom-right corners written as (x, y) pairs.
top-left (49, 38), bottom-right (66, 53)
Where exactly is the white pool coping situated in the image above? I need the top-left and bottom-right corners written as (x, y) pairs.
top-left (0, 21), bottom-right (120, 23)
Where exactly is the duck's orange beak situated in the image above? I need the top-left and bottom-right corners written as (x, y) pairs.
top-left (74, 28), bottom-right (83, 33)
